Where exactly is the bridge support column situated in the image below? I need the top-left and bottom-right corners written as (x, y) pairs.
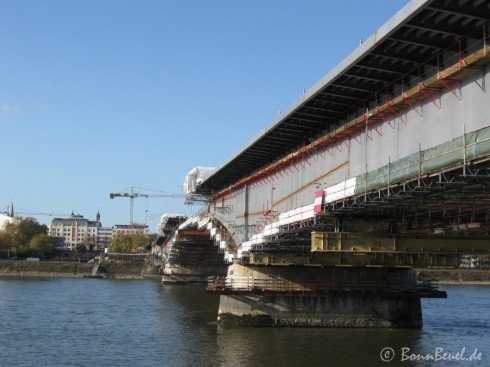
top-left (216, 264), bottom-right (427, 328)
top-left (159, 229), bottom-right (229, 283)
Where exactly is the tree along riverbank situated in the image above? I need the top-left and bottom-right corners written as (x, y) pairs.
top-left (0, 260), bottom-right (156, 279)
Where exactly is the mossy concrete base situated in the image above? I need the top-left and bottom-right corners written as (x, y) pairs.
top-left (217, 263), bottom-right (424, 328)
top-left (217, 293), bottom-right (422, 328)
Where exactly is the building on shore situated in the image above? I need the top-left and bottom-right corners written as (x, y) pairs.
top-left (0, 203), bottom-right (16, 230)
top-left (97, 226), bottom-right (113, 248)
top-left (48, 211), bottom-right (112, 251)
top-left (0, 214), bottom-right (15, 230)
top-left (112, 224), bottom-right (149, 237)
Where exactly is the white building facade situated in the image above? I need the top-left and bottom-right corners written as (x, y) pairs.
top-left (49, 211), bottom-right (112, 251)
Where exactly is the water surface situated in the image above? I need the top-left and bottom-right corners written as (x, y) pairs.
top-left (0, 279), bottom-right (488, 367)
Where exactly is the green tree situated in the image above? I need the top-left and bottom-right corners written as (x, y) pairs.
top-left (0, 230), bottom-right (10, 248)
top-left (18, 218), bottom-right (48, 243)
top-left (108, 233), bottom-right (148, 253)
top-left (29, 233), bottom-right (54, 258)
top-left (75, 243), bottom-right (87, 252)
top-left (108, 233), bottom-right (132, 253)
top-left (0, 218), bottom-right (51, 257)
top-left (0, 231), bottom-right (12, 256)
top-left (130, 233), bottom-right (148, 250)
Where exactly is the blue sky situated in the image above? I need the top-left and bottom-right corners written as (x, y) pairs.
top-left (0, 0), bottom-right (409, 232)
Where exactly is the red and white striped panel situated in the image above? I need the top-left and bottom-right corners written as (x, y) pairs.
top-left (314, 190), bottom-right (324, 214)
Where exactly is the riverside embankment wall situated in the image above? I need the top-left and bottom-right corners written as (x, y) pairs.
top-left (417, 269), bottom-right (490, 284)
top-left (0, 260), bottom-right (145, 279)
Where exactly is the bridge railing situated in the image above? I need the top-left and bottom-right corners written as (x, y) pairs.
top-left (206, 276), bottom-right (443, 297)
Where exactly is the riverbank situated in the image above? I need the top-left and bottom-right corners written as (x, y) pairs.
top-left (1, 260), bottom-right (489, 284)
top-left (416, 268), bottom-right (490, 285)
top-left (0, 260), bottom-right (155, 279)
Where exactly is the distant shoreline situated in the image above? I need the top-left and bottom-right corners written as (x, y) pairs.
top-left (0, 259), bottom-right (157, 280)
top-left (416, 268), bottom-right (490, 285)
top-left (437, 280), bottom-right (490, 285)
top-left (0, 260), bottom-right (489, 285)
top-left (0, 273), bottom-right (148, 280)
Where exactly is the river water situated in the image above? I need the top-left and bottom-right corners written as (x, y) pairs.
top-left (0, 278), bottom-right (488, 367)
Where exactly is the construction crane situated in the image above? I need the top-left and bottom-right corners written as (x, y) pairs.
top-left (109, 186), bottom-right (185, 224)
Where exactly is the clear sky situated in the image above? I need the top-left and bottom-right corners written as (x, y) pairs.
top-left (0, 0), bottom-right (409, 232)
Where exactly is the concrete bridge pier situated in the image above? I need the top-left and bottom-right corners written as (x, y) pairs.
top-left (159, 229), bottom-right (229, 284)
top-left (212, 263), bottom-right (442, 328)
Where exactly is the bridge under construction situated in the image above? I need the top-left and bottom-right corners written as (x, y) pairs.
top-left (162, 0), bottom-right (490, 327)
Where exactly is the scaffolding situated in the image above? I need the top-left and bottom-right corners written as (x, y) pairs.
top-left (211, 34), bottom-right (490, 204)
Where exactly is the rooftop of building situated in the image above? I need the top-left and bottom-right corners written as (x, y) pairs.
top-left (113, 224), bottom-right (149, 229)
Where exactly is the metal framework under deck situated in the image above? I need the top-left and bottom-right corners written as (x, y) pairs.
top-left (326, 163), bottom-right (490, 235)
top-left (191, 1), bottom-right (490, 267)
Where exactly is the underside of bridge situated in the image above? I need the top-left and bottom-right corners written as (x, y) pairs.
top-left (160, 229), bottom-right (228, 283)
top-left (246, 159), bottom-right (490, 268)
top-left (190, 0), bottom-right (490, 327)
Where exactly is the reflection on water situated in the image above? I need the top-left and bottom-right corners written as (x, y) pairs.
top-left (0, 279), bottom-right (488, 367)
top-left (215, 326), bottom-right (424, 367)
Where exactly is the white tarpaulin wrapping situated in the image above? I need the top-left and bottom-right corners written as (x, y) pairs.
top-left (324, 177), bottom-right (357, 204)
top-left (183, 167), bottom-right (216, 195)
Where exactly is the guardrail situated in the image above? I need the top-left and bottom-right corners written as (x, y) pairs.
top-left (206, 276), bottom-right (445, 298)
